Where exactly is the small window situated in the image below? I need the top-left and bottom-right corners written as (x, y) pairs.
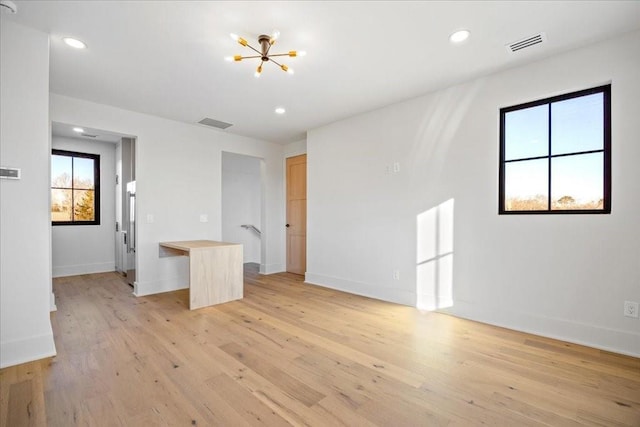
top-left (499, 85), bottom-right (611, 214)
top-left (51, 149), bottom-right (100, 225)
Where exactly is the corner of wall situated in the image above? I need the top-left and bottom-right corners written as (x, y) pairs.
top-left (133, 278), bottom-right (189, 297)
top-left (305, 272), bottom-right (415, 306)
top-left (443, 301), bottom-right (640, 358)
top-left (0, 329), bottom-right (56, 369)
top-left (260, 263), bottom-right (286, 275)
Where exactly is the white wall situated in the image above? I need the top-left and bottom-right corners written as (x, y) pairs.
top-left (51, 136), bottom-right (116, 277)
top-left (0, 21), bottom-right (56, 368)
top-left (307, 31), bottom-right (640, 357)
top-left (50, 94), bottom-right (286, 296)
top-left (222, 152), bottom-right (262, 263)
top-left (284, 138), bottom-right (307, 158)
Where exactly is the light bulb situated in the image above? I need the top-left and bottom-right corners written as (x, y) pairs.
top-left (297, 50), bottom-right (307, 57)
top-left (287, 67), bottom-right (294, 75)
top-left (275, 107), bottom-right (286, 114)
top-left (224, 56), bottom-right (233, 62)
top-left (270, 30), bottom-right (280, 45)
top-left (229, 33), bottom-right (239, 41)
top-left (254, 65), bottom-right (263, 78)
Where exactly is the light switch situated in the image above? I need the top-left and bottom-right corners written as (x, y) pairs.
top-left (200, 214), bottom-right (208, 223)
top-left (146, 214), bottom-right (154, 223)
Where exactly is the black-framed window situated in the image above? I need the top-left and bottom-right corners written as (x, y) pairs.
top-left (51, 149), bottom-right (100, 225)
top-left (499, 84), bottom-right (611, 214)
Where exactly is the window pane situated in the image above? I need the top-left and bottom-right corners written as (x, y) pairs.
top-left (73, 157), bottom-right (94, 189)
top-left (504, 104), bottom-right (548, 161)
top-left (504, 159), bottom-right (548, 211)
top-left (551, 93), bottom-right (603, 155)
top-left (73, 189), bottom-right (95, 221)
top-left (52, 189), bottom-right (72, 221)
top-left (51, 155), bottom-right (72, 187)
top-left (551, 153), bottom-right (603, 210)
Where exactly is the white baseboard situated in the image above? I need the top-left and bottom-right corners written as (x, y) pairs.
top-left (52, 262), bottom-right (115, 278)
top-left (303, 273), bottom-right (639, 357)
top-left (441, 300), bottom-right (640, 358)
top-left (260, 263), bottom-right (285, 275)
top-left (0, 331), bottom-right (57, 369)
top-left (50, 291), bottom-right (57, 312)
top-left (304, 272), bottom-right (415, 306)
top-left (133, 278), bottom-right (188, 297)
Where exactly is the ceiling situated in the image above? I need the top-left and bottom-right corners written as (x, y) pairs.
top-left (5, 1), bottom-right (640, 144)
top-left (50, 122), bottom-right (126, 144)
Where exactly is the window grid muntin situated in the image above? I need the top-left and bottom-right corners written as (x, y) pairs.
top-left (52, 149), bottom-right (101, 225)
top-left (499, 84), bottom-right (610, 215)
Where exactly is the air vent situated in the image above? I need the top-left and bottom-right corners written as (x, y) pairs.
top-left (81, 133), bottom-right (98, 138)
top-left (198, 117), bottom-right (233, 130)
top-left (506, 32), bottom-right (546, 53)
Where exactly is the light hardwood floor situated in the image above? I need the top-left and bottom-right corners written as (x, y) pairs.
top-left (1, 265), bottom-right (639, 426)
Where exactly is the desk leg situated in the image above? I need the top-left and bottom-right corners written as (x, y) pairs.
top-left (189, 246), bottom-right (243, 310)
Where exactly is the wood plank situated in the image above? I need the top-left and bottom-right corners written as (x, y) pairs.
top-left (0, 267), bottom-right (638, 426)
top-left (5, 380), bottom-right (37, 427)
top-left (219, 341), bottom-right (325, 407)
top-left (205, 373), bottom-right (291, 426)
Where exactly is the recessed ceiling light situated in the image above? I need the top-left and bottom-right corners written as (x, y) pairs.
top-left (63, 37), bottom-right (87, 49)
top-left (449, 30), bottom-right (470, 44)
top-left (73, 127), bottom-right (84, 133)
top-left (275, 107), bottom-right (286, 115)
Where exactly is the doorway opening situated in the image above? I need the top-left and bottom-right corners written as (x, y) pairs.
top-left (221, 152), bottom-right (265, 269)
top-left (50, 122), bottom-right (136, 293)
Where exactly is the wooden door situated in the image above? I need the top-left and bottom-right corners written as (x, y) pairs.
top-left (286, 154), bottom-right (307, 275)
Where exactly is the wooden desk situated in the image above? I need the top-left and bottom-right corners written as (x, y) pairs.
top-left (159, 240), bottom-right (243, 310)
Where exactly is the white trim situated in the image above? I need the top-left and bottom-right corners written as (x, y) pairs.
top-left (304, 272), bottom-right (415, 306)
top-left (50, 291), bottom-right (57, 312)
top-left (52, 262), bottom-right (115, 278)
top-left (441, 300), bottom-right (640, 358)
top-left (260, 263), bottom-right (285, 275)
top-left (302, 273), bottom-right (640, 357)
top-left (0, 332), bottom-right (56, 369)
top-left (133, 278), bottom-right (188, 297)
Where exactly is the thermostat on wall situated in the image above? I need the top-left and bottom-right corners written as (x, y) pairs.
top-left (0, 167), bottom-right (21, 180)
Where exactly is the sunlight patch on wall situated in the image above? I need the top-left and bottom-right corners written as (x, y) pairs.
top-left (416, 199), bottom-right (454, 310)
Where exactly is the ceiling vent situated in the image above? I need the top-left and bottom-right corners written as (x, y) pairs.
top-left (197, 117), bottom-right (233, 130)
top-left (81, 133), bottom-right (98, 138)
top-left (506, 32), bottom-right (546, 53)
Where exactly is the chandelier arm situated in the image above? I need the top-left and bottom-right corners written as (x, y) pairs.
top-left (244, 44), bottom-right (263, 56)
top-left (268, 57), bottom-right (284, 67)
top-left (267, 53), bottom-right (292, 58)
top-left (236, 55), bottom-right (262, 60)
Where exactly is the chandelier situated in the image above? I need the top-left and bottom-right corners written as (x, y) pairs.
top-left (226, 31), bottom-right (305, 77)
